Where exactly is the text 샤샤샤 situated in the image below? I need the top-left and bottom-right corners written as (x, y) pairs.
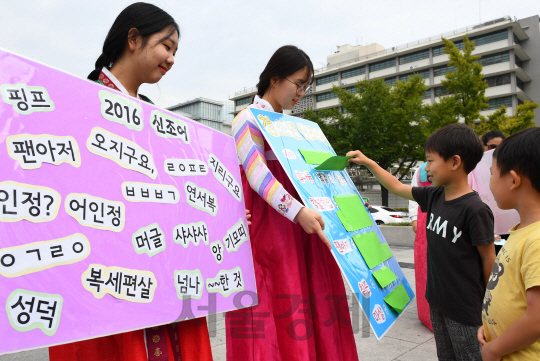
top-left (173, 221), bottom-right (209, 248)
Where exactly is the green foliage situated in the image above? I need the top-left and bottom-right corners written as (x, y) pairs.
top-left (475, 100), bottom-right (538, 136)
top-left (303, 107), bottom-right (349, 154)
top-left (504, 101), bottom-right (538, 135)
top-left (306, 76), bottom-right (428, 175)
top-left (303, 75), bottom-right (428, 205)
top-left (424, 96), bottom-right (458, 135)
top-left (305, 34), bottom-right (538, 204)
top-left (438, 36), bottom-right (489, 127)
top-left (383, 222), bottom-right (413, 227)
top-left (426, 35), bottom-right (537, 136)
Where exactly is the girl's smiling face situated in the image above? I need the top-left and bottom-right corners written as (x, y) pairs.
top-left (132, 26), bottom-right (178, 84)
top-left (269, 66), bottom-right (310, 111)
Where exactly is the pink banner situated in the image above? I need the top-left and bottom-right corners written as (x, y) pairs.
top-left (0, 49), bottom-right (256, 354)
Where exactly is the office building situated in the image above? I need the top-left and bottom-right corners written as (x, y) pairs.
top-left (168, 98), bottom-right (225, 131)
top-left (231, 15), bottom-right (540, 124)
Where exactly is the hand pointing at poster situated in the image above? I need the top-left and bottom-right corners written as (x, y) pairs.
top-left (346, 150), bottom-right (370, 165)
top-left (295, 208), bottom-right (331, 249)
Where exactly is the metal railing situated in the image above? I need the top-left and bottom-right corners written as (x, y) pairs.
top-left (314, 16), bottom-right (512, 73)
top-left (234, 86), bottom-right (258, 96)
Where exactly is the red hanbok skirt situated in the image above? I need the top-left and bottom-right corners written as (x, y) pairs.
top-left (226, 161), bottom-right (358, 361)
top-left (49, 319), bottom-right (213, 361)
top-left (414, 210), bottom-right (432, 331)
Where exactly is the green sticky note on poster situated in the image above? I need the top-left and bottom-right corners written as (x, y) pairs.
top-left (334, 194), bottom-right (374, 231)
top-left (298, 149), bottom-right (334, 165)
top-left (352, 232), bottom-right (392, 269)
top-left (384, 283), bottom-right (410, 314)
top-left (315, 156), bottom-right (353, 171)
top-left (372, 266), bottom-right (398, 288)
top-left (336, 211), bottom-right (354, 232)
top-left (382, 243), bottom-right (392, 259)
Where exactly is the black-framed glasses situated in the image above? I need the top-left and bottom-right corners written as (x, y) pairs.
top-left (284, 77), bottom-right (311, 95)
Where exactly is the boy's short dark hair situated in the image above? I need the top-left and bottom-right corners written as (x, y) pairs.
top-left (482, 130), bottom-right (505, 146)
top-left (425, 123), bottom-right (484, 174)
top-left (493, 127), bottom-right (540, 193)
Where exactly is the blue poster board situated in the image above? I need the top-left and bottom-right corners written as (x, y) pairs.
top-left (250, 108), bottom-right (415, 340)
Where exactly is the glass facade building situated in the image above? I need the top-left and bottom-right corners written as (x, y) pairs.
top-left (168, 98), bottom-right (225, 131)
top-left (231, 15), bottom-right (539, 122)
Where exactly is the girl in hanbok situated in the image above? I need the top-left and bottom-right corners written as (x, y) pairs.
top-left (49, 3), bottom-right (213, 361)
top-left (227, 45), bottom-right (357, 361)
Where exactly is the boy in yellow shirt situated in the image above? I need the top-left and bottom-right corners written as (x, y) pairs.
top-left (478, 127), bottom-right (540, 360)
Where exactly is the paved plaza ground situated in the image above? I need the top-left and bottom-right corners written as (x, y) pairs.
top-left (0, 246), bottom-right (437, 361)
top-left (207, 246), bottom-right (437, 361)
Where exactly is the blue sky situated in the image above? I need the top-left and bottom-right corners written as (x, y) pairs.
top-left (0, 0), bottom-right (537, 108)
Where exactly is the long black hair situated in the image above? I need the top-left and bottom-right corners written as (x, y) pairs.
top-left (88, 2), bottom-right (179, 81)
top-left (256, 45), bottom-right (314, 98)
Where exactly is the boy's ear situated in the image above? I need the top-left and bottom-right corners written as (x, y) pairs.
top-left (509, 170), bottom-right (522, 191)
top-left (450, 155), bottom-right (462, 171)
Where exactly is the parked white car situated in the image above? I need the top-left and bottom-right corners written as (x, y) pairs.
top-left (368, 206), bottom-right (410, 225)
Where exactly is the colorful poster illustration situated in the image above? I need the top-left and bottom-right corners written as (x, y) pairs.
top-left (0, 49), bottom-right (256, 355)
top-left (250, 108), bottom-right (415, 340)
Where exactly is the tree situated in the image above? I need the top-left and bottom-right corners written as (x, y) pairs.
top-left (425, 36), bottom-right (489, 132)
top-left (304, 75), bottom-right (428, 206)
top-left (475, 100), bottom-right (538, 136)
top-left (426, 35), bottom-right (538, 135)
top-left (438, 36), bottom-right (490, 127)
top-left (424, 96), bottom-right (458, 135)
